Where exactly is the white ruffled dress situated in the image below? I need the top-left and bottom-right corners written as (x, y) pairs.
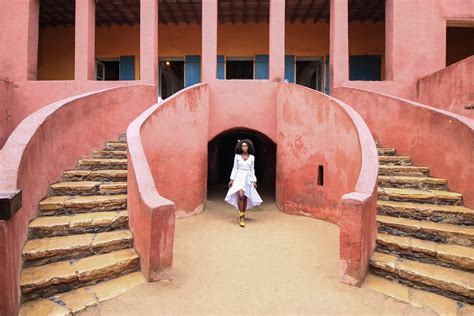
top-left (224, 154), bottom-right (263, 209)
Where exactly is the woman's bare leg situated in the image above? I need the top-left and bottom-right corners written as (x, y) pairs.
top-left (238, 190), bottom-right (245, 227)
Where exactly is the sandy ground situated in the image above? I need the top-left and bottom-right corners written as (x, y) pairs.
top-left (90, 192), bottom-right (434, 315)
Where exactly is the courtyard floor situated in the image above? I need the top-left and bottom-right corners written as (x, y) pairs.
top-left (85, 192), bottom-right (434, 315)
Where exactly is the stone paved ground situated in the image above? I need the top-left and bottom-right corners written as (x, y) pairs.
top-left (84, 192), bottom-right (435, 315)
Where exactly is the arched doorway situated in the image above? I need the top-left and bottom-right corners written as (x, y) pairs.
top-left (208, 129), bottom-right (276, 200)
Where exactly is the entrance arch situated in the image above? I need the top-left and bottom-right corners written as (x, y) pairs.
top-left (207, 128), bottom-right (276, 199)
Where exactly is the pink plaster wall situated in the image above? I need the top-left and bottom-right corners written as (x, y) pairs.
top-left (2, 80), bottom-right (144, 150)
top-left (334, 87), bottom-right (474, 208)
top-left (126, 84), bottom-right (208, 281)
top-left (276, 83), bottom-right (378, 285)
top-left (0, 80), bottom-right (14, 148)
top-left (0, 85), bottom-right (156, 315)
top-left (208, 80), bottom-right (277, 142)
top-left (415, 56), bottom-right (474, 119)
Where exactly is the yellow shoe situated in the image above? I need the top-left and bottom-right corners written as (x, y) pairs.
top-left (239, 219), bottom-right (245, 227)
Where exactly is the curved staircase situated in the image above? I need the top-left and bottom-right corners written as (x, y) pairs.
top-left (19, 137), bottom-right (145, 315)
top-left (369, 146), bottom-right (474, 307)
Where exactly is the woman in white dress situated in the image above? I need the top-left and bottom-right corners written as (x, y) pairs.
top-left (225, 139), bottom-right (263, 227)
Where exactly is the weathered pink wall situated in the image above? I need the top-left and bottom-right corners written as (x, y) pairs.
top-left (334, 87), bottom-right (474, 208)
top-left (0, 85), bottom-right (156, 315)
top-left (208, 80), bottom-right (277, 142)
top-left (0, 80), bottom-right (14, 148)
top-left (2, 81), bottom-right (143, 149)
top-left (415, 56), bottom-right (473, 119)
top-left (276, 83), bottom-right (378, 285)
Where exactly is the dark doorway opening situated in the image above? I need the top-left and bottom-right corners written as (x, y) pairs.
top-left (208, 129), bottom-right (276, 200)
top-left (446, 26), bottom-right (474, 66)
top-left (296, 60), bottom-right (323, 92)
top-left (226, 60), bottom-right (254, 79)
top-left (160, 60), bottom-right (185, 99)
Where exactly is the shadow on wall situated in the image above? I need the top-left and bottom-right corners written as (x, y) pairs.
top-left (207, 128), bottom-right (276, 195)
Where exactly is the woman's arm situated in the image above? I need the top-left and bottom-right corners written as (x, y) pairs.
top-left (250, 156), bottom-right (257, 184)
top-left (229, 155), bottom-right (238, 187)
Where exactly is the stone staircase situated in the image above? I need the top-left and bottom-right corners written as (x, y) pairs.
top-left (19, 137), bottom-right (145, 315)
top-left (369, 146), bottom-right (474, 306)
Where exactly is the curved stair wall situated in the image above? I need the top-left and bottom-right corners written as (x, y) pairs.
top-left (276, 83), bottom-right (379, 286)
top-left (333, 87), bottom-right (474, 208)
top-left (0, 85), bottom-right (156, 315)
top-left (127, 84), bottom-right (209, 281)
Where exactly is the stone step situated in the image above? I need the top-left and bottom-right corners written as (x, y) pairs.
top-left (378, 187), bottom-right (463, 205)
top-left (19, 273), bottom-right (143, 315)
top-left (376, 233), bottom-right (474, 271)
top-left (378, 165), bottom-right (430, 177)
top-left (378, 155), bottom-right (412, 165)
top-left (28, 210), bottom-right (128, 239)
top-left (377, 200), bottom-right (474, 226)
top-left (22, 230), bottom-right (133, 268)
top-left (377, 147), bottom-right (396, 156)
top-left (370, 252), bottom-right (474, 304)
top-left (93, 150), bottom-right (127, 159)
top-left (19, 272), bottom-right (145, 315)
top-left (78, 158), bottom-right (128, 170)
top-left (378, 175), bottom-right (448, 191)
top-left (50, 181), bottom-right (127, 196)
top-left (377, 215), bottom-right (474, 247)
top-left (363, 274), bottom-right (474, 315)
top-left (39, 195), bottom-right (127, 216)
top-left (20, 248), bottom-right (139, 302)
top-left (63, 169), bottom-right (127, 182)
top-left (105, 142), bottom-right (127, 151)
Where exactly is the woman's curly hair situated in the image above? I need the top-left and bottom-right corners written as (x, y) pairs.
top-left (235, 139), bottom-right (255, 155)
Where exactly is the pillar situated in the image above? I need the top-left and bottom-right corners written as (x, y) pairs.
top-left (329, 0), bottom-right (349, 91)
top-left (75, 0), bottom-right (95, 80)
top-left (269, 0), bottom-right (285, 81)
top-left (202, 0), bottom-right (218, 83)
top-left (140, 0), bottom-right (158, 84)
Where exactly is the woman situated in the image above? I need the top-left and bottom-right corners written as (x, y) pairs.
top-left (225, 139), bottom-right (263, 227)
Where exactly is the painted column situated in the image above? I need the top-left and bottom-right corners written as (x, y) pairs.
top-left (329, 0), bottom-right (349, 91)
top-left (269, 0), bottom-right (285, 82)
top-left (202, 0), bottom-right (218, 83)
top-left (140, 0), bottom-right (158, 84)
top-left (74, 0), bottom-right (95, 81)
top-left (0, 0), bottom-right (39, 81)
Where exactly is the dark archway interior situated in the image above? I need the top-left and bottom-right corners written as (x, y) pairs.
top-left (208, 129), bottom-right (276, 199)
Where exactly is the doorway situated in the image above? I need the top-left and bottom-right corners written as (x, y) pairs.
top-left (208, 129), bottom-right (276, 200)
top-left (226, 58), bottom-right (254, 79)
top-left (160, 58), bottom-right (185, 99)
top-left (296, 58), bottom-right (323, 92)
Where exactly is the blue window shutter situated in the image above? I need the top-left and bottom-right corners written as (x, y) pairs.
top-left (185, 55), bottom-right (201, 87)
top-left (255, 55), bottom-right (269, 79)
top-left (284, 55), bottom-right (295, 83)
top-left (349, 55), bottom-right (382, 81)
top-left (217, 55), bottom-right (225, 79)
top-left (325, 55), bottom-right (330, 95)
top-left (119, 55), bottom-right (135, 80)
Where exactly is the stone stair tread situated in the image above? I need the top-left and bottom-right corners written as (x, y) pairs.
top-left (63, 169), bottom-right (128, 180)
top-left (377, 147), bottom-right (396, 155)
top-left (20, 248), bottom-right (138, 293)
top-left (22, 230), bottom-right (132, 262)
top-left (377, 200), bottom-right (473, 216)
top-left (50, 181), bottom-right (100, 191)
top-left (105, 142), bottom-right (127, 150)
top-left (29, 210), bottom-right (128, 232)
top-left (378, 175), bottom-right (447, 185)
top-left (377, 233), bottom-right (474, 270)
top-left (79, 158), bottom-right (127, 164)
top-left (39, 195), bottom-right (127, 211)
top-left (379, 165), bottom-right (429, 173)
top-left (99, 182), bottom-right (127, 191)
top-left (363, 274), bottom-right (472, 315)
top-left (379, 155), bottom-right (411, 160)
top-left (377, 215), bottom-right (474, 237)
top-left (93, 150), bottom-right (127, 157)
top-left (370, 252), bottom-right (474, 299)
top-left (19, 272), bottom-right (145, 315)
top-left (378, 187), bottom-right (463, 201)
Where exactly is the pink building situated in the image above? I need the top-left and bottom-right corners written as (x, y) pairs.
top-left (0, 0), bottom-right (473, 314)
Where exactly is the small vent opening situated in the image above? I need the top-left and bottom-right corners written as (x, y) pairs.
top-left (317, 165), bottom-right (324, 186)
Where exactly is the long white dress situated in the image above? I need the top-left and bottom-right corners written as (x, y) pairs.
top-left (225, 154), bottom-right (263, 209)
